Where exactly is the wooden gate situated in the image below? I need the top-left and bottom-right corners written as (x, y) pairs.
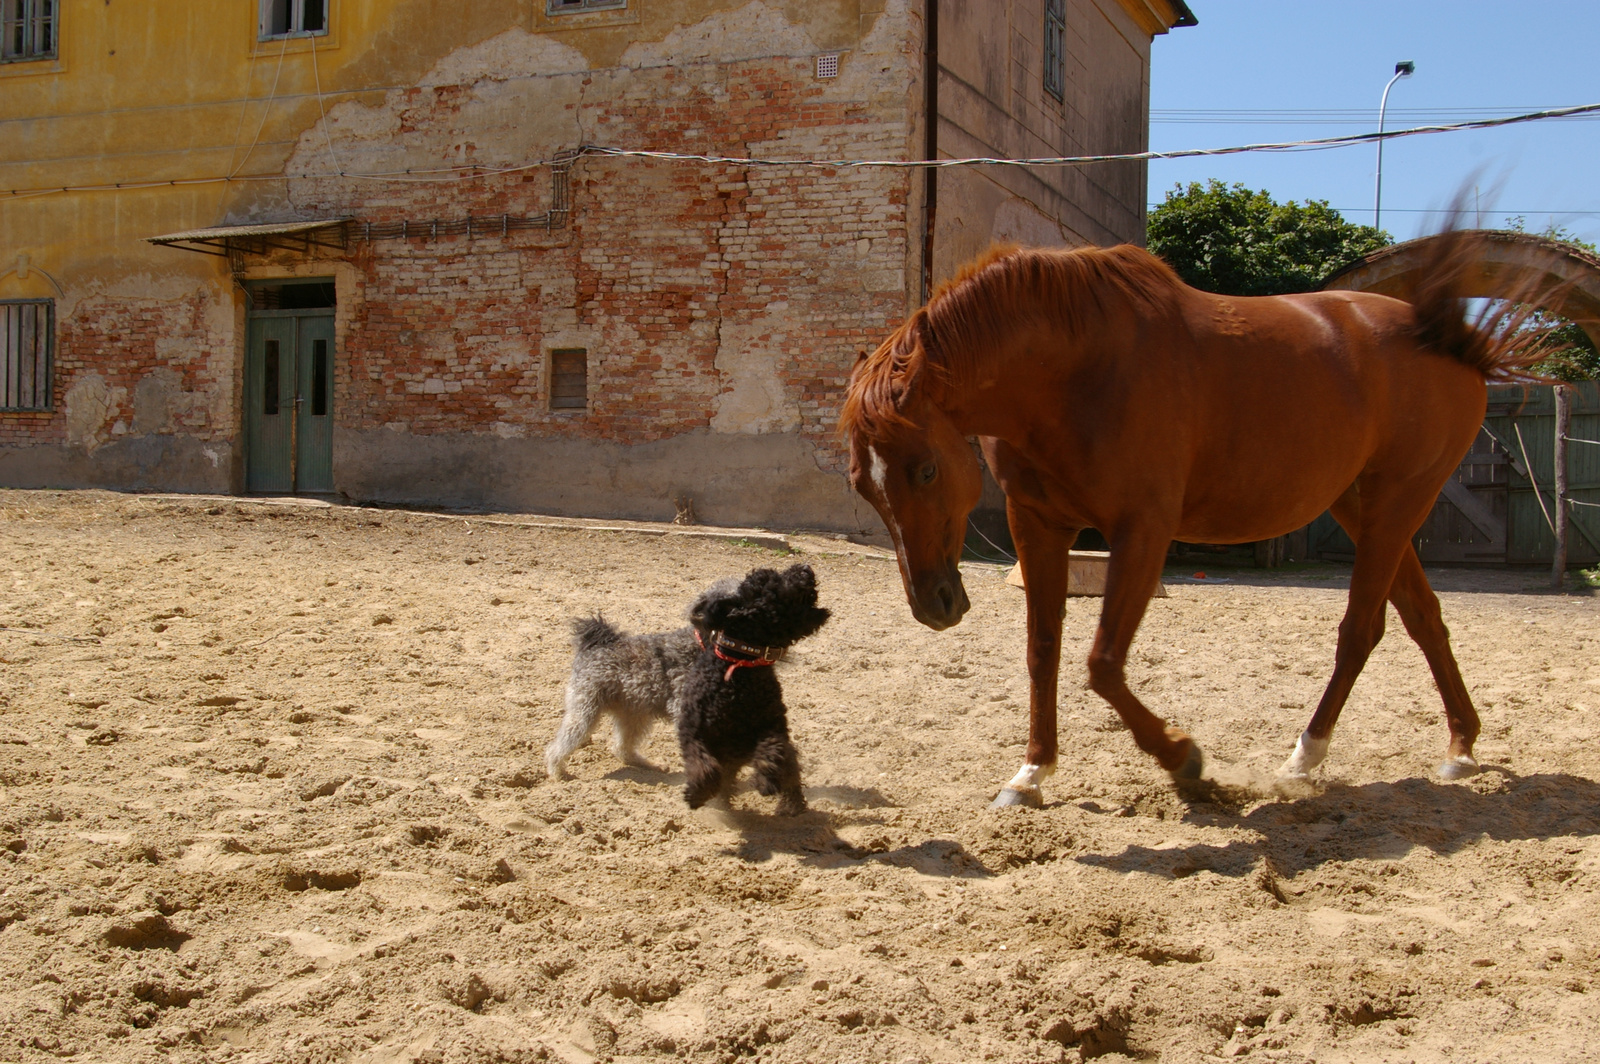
top-left (1308, 381), bottom-right (1600, 566)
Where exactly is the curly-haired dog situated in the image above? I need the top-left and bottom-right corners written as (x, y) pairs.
top-left (544, 615), bottom-right (699, 780)
top-left (678, 563), bottom-right (830, 815)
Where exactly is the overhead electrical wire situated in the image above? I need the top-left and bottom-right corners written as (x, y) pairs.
top-left (581, 102), bottom-right (1600, 169)
top-left (4, 102), bottom-right (1599, 200)
top-left (1152, 105), bottom-right (1600, 125)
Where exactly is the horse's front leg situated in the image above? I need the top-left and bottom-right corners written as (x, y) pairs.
top-left (991, 502), bottom-right (1078, 808)
top-left (1089, 529), bottom-right (1204, 784)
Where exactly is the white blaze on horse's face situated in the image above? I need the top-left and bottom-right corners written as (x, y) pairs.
top-left (849, 414), bottom-right (981, 632)
top-left (866, 445), bottom-right (899, 537)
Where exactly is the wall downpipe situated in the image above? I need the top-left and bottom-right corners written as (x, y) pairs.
top-left (919, 0), bottom-right (938, 305)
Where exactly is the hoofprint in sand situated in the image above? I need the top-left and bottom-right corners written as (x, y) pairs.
top-left (1, 489), bottom-right (1597, 1063)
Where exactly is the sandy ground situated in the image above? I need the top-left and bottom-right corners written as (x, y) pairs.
top-left (1, 489), bottom-right (1598, 1064)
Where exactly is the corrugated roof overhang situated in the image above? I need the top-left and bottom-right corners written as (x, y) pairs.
top-left (147, 219), bottom-right (352, 258)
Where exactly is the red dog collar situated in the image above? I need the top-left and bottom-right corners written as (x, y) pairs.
top-left (695, 629), bottom-right (785, 681)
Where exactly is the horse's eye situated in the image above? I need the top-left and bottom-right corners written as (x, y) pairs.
top-left (918, 462), bottom-right (938, 485)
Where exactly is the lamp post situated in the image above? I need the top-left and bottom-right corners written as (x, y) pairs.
top-left (1374, 60), bottom-right (1415, 232)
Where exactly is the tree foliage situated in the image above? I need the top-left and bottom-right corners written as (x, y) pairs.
top-left (1146, 180), bottom-right (1390, 297)
top-left (1506, 219), bottom-right (1600, 382)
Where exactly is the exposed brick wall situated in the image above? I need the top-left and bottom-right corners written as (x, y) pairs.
top-left (5, 47), bottom-right (915, 500)
top-left (307, 55), bottom-right (913, 477)
top-left (2, 289), bottom-right (233, 450)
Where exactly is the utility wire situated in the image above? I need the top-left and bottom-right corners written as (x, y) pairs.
top-left (583, 102), bottom-right (1600, 170)
top-left (6, 103), bottom-right (1600, 199)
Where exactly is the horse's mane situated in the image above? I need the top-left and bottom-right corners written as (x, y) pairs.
top-left (840, 244), bottom-right (1184, 439)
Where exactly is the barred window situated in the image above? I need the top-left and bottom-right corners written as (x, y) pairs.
top-left (548, 0), bottom-right (626, 13)
top-left (1, 300), bottom-right (53, 412)
top-left (1043, 0), bottom-right (1065, 102)
top-left (260, 0), bottom-right (327, 40)
top-left (2, 0), bottom-right (55, 62)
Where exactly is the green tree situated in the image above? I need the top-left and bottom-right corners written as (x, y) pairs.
top-left (1505, 218), bottom-right (1600, 382)
top-left (1146, 180), bottom-right (1390, 297)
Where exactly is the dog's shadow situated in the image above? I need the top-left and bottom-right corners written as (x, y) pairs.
top-left (715, 796), bottom-right (988, 878)
top-left (599, 768), bottom-right (987, 877)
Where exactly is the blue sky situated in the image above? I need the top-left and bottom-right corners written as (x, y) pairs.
top-left (1147, 1), bottom-right (1600, 244)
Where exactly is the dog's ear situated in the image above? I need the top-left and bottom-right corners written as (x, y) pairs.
top-left (689, 581), bottom-right (738, 631)
top-left (781, 564), bottom-right (817, 593)
top-left (799, 605), bottom-right (831, 639)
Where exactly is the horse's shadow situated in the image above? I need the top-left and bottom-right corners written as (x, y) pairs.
top-left (1077, 768), bottom-right (1600, 881)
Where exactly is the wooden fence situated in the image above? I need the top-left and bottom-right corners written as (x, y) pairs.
top-left (1307, 381), bottom-right (1600, 567)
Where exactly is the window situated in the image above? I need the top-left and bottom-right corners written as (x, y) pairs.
top-left (549, 349), bottom-right (588, 410)
top-left (1043, 0), bottom-right (1065, 102)
top-left (260, 0), bottom-right (327, 40)
top-left (2, 0), bottom-right (55, 62)
top-left (311, 339), bottom-right (328, 416)
top-left (263, 339), bottom-right (281, 416)
top-left (547, 0), bottom-right (625, 13)
top-left (1, 300), bottom-right (53, 412)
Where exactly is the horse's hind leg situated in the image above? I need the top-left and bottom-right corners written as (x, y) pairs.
top-left (1280, 487), bottom-right (1425, 779)
top-left (1087, 529), bottom-right (1203, 784)
top-left (1388, 548), bottom-right (1481, 778)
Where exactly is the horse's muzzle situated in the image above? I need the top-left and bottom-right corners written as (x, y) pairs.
top-left (909, 570), bottom-right (970, 631)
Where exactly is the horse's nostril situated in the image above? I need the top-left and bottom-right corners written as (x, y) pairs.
top-left (937, 583), bottom-right (955, 615)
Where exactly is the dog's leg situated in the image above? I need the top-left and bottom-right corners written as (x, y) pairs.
top-left (545, 681), bottom-right (603, 780)
top-left (751, 733), bottom-right (806, 816)
top-left (680, 736), bottom-right (725, 810)
top-left (611, 714), bottom-right (663, 772)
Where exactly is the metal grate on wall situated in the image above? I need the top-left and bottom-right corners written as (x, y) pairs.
top-left (815, 53), bottom-right (839, 79)
top-left (549, 348), bottom-right (588, 410)
top-left (1, 299), bottom-right (52, 411)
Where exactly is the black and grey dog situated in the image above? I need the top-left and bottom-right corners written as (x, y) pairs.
top-left (678, 564), bottom-right (830, 815)
top-left (544, 564), bottom-right (829, 815)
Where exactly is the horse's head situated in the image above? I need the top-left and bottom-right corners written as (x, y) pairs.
top-left (844, 331), bottom-right (981, 631)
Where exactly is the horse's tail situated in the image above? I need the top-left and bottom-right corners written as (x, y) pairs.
top-left (1406, 226), bottom-right (1562, 382)
top-left (571, 615), bottom-right (622, 652)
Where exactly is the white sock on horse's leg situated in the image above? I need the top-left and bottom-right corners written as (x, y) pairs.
top-left (1277, 730), bottom-right (1329, 779)
top-left (991, 762), bottom-right (1054, 807)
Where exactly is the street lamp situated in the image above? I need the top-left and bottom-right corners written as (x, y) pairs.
top-left (1374, 60), bottom-right (1415, 232)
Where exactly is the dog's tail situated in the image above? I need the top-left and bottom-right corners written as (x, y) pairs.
top-left (570, 614), bottom-right (622, 652)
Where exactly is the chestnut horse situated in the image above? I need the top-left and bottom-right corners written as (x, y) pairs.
top-left (842, 235), bottom-right (1546, 807)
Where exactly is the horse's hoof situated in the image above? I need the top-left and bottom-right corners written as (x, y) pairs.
top-left (1170, 742), bottom-right (1204, 782)
top-left (1277, 730), bottom-right (1329, 780)
top-left (990, 786), bottom-right (1043, 809)
top-left (1438, 755), bottom-right (1480, 780)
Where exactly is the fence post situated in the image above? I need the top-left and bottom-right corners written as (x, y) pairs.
top-left (1553, 383), bottom-right (1571, 589)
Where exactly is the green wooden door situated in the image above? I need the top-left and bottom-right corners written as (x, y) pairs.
top-left (245, 316), bottom-right (296, 493)
top-left (244, 311), bottom-right (335, 494)
top-left (295, 315), bottom-right (335, 493)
